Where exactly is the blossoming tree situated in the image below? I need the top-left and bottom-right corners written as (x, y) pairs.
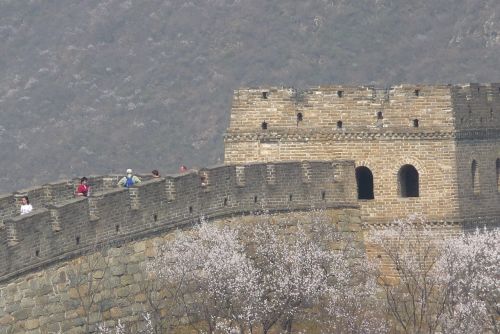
top-left (368, 215), bottom-right (499, 334)
top-left (97, 213), bottom-right (498, 334)
top-left (146, 212), bottom-right (384, 333)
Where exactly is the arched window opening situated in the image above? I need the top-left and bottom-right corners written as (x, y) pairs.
top-left (496, 159), bottom-right (500, 193)
top-left (398, 165), bottom-right (419, 197)
top-left (472, 160), bottom-right (480, 195)
top-left (356, 166), bottom-right (374, 200)
top-left (413, 119), bottom-right (419, 128)
top-left (337, 120), bottom-right (343, 129)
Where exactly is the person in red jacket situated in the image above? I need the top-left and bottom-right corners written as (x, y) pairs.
top-left (75, 177), bottom-right (90, 197)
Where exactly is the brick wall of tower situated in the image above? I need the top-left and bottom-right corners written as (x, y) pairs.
top-left (450, 85), bottom-right (500, 219)
top-left (225, 136), bottom-right (460, 222)
top-left (225, 84), bottom-right (500, 223)
top-left (228, 85), bottom-right (456, 132)
top-left (454, 139), bottom-right (500, 219)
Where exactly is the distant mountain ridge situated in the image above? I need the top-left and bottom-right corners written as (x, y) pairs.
top-left (0, 0), bottom-right (499, 193)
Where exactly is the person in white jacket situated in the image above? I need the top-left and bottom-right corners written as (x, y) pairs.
top-left (117, 169), bottom-right (142, 188)
top-left (20, 196), bottom-right (33, 215)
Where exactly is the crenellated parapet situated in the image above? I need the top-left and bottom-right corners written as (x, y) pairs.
top-left (226, 84), bottom-right (500, 136)
top-left (451, 84), bottom-right (500, 130)
top-left (0, 161), bottom-right (357, 283)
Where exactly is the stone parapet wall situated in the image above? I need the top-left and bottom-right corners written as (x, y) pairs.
top-left (451, 84), bottom-right (500, 130)
top-left (0, 209), bottom-right (362, 334)
top-left (0, 161), bottom-right (358, 283)
top-left (228, 84), bottom-right (500, 134)
top-left (0, 175), bottom-right (153, 227)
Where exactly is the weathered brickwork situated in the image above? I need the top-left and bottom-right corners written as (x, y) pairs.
top-left (0, 208), bottom-right (362, 334)
top-left (224, 84), bottom-right (500, 223)
top-left (0, 161), bottom-right (357, 283)
top-left (364, 221), bottom-right (464, 285)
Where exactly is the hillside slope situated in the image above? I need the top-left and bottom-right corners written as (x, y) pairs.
top-left (0, 0), bottom-right (499, 192)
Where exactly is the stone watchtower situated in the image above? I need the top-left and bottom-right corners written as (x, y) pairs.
top-left (224, 84), bottom-right (500, 224)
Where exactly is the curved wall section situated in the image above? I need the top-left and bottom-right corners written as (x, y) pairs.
top-left (0, 161), bottom-right (357, 283)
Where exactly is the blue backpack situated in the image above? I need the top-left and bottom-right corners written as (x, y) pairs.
top-left (124, 176), bottom-right (134, 188)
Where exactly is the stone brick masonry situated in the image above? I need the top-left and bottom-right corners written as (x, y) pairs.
top-left (0, 161), bottom-right (357, 284)
top-left (224, 84), bottom-right (500, 224)
top-left (0, 209), bottom-right (362, 334)
top-left (0, 139), bottom-right (362, 332)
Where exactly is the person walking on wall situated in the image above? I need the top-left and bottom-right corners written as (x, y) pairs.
top-left (75, 177), bottom-right (91, 197)
top-left (20, 196), bottom-right (33, 215)
top-left (118, 169), bottom-right (141, 188)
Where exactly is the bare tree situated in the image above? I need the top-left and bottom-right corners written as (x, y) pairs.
top-left (367, 215), bottom-right (452, 333)
top-left (134, 268), bottom-right (186, 334)
top-left (67, 246), bottom-right (112, 333)
top-left (98, 314), bottom-right (154, 334)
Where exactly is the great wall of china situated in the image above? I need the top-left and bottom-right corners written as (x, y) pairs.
top-left (0, 83), bottom-right (499, 332)
top-left (0, 161), bottom-right (357, 284)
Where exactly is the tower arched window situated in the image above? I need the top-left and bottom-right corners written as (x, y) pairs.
top-left (398, 165), bottom-right (419, 197)
top-left (496, 159), bottom-right (500, 193)
top-left (356, 166), bottom-right (374, 200)
top-left (472, 160), bottom-right (480, 195)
